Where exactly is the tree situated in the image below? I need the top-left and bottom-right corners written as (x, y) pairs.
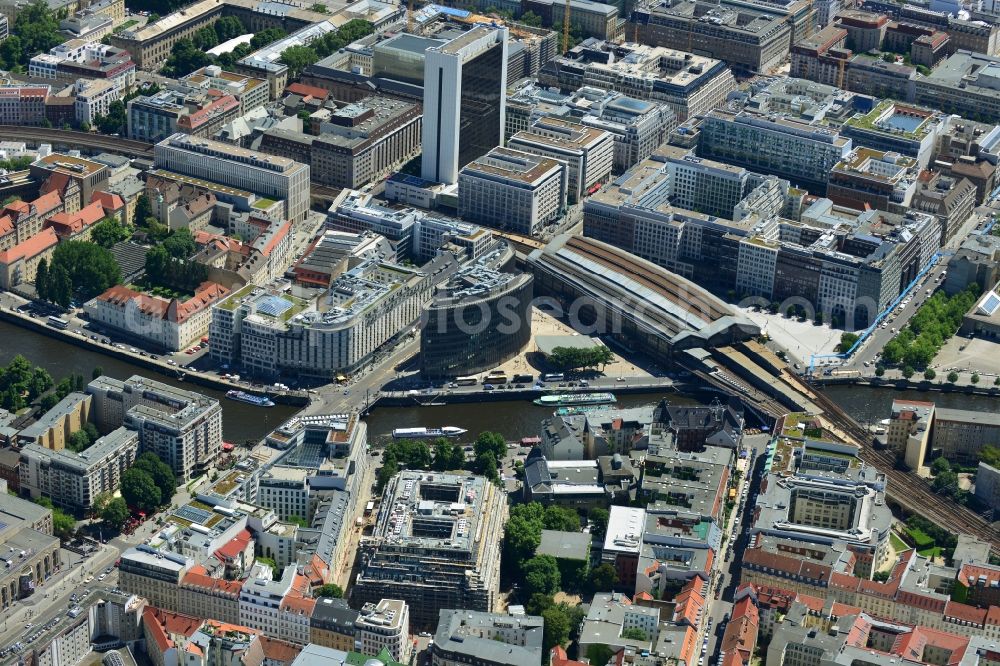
top-left (135, 452), bottom-right (176, 502)
top-left (376, 453), bottom-right (399, 493)
top-left (541, 605), bottom-right (571, 651)
top-left (587, 644), bottom-right (614, 666)
top-left (433, 438), bottom-right (464, 471)
top-left (52, 507), bottom-right (76, 538)
top-left (505, 502), bottom-right (545, 566)
top-left (35, 258), bottom-right (49, 301)
top-left (930, 457), bottom-right (951, 476)
top-left (250, 27), bottom-right (287, 50)
top-left (548, 345), bottom-right (614, 372)
top-left (162, 228), bottom-right (196, 259)
top-left (163, 38), bottom-right (211, 76)
top-left (92, 491), bottom-right (113, 516)
top-left (980, 445), bottom-right (1000, 468)
top-left (838, 332), bottom-right (859, 352)
top-left (948, 371), bottom-right (959, 384)
top-left (526, 593), bottom-right (554, 616)
top-left (95, 99), bottom-right (128, 135)
top-left (214, 16), bottom-right (245, 41)
top-left (257, 556), bottom-right (279, 578)
top-left (101, 497), bottom-right (129, 529)
top-left (589, 507), bottom-right (609, 535)
top-left (875, 366), bottom-right (885, 377)
top-left (995, 377), bottom-right (1000, 387)
top-left (92, 367), bottom-right (104, 380)
top-left (519, 10), bottom-right (543, 26)
top-left (67, 430), bottom-right (92, 453)
top-left (902, 365), bottom-right (915, 379)
top-left (193, 25), bottom-right (220, 50)
top-left (924, 368), bottom-right (936, 381)
top-left (932, 469), bottom-right (958, 493)
top-left (315, 583), bottom-right (343, 597)
top-left (121, 468), bottom-right (162, 513)
top-left (288, 515), bottom-right (308, 527)
top-left (589, 562), bottom-right (618, 592)
top-left (310, 2), bottom-right (329, 11)
top-left (279, 45), bottom-right (319, 78)
top-left (476, 452), bottom-right (499, 482)
top-left (4, 1), bottom-right (64, 69)
top-left (524, 555), bottom-right (561, 595)
top-left (621, 628), bottom-right (647, 641)
top-left (543, 505), bottom-right (580, 532)
top-left (92, 217), bottom-right (132, 248)
top-left (474, 431), bottom-right (506, 461)
top-left (972, 372), bottom-right (980, 384)
top-left (134, 194), bottom-right (152, 224)
top-left (44, 241), bottom-right (121, 303)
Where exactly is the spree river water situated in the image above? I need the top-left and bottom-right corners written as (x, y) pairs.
top-left (4, 318), bottom-right (999, 443)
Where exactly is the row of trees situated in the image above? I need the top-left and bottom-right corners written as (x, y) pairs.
top-left (879, 286), bottom-right (980, 369)
top-left (0, 1), bottom-right (65, 71)
top-left (277, 19), bottom-right (376, 78)
top-left (36, 241), bottom-right (121, 307)
top-left (376, 431), bottom-right (508, 490)
top-left (547, 345), bottom-right (614, 372)
top-left (120, 453), bottom-right (177, 514)
top-left (144, 245), bottom-right (210, 294)
top-left (162, 21), bottom-right (290, 77)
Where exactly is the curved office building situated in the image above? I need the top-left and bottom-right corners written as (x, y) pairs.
top-left (420, 259), bottom-right (533, 379)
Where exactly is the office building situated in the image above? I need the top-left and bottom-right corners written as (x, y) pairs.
top-left (154, 133), bottom-right (310, 222)
top-left (932, 407), bottom-right (1000, 465)
top-left (357, 599), bottom-right (410, 662)
top-left (507, 84), bottom-right (677, 174)
top-left (30, 153), bottom-right (109, 204)
top-left (19, 427), bottom-right (139, 510)
top-left (181, 65), bottom-right (269, 116)
top-left (945, 233), bottom-right (1000, 296)
top-left (910, 170), bottom-right (977, 245)
top-left (210, 263), bottom-right (432, 380)
top-left (85, 282), bottom-right (231, 352)
top-left (28, 39), bottom-right (136, 93)
top-left (0, 84), bottom-right (49, 126)
top-left (308, 96), bottom-right (422, 190)
top-left (0, 495), bottom-right (60, 610)
top-left (508, 117), bottom-right (614, 203)
top-left (291, 230), bottom-right (394, 287)
top-left (538, 42), bottom-right (736, 122)
top-left (353, 471), bottom-right (508, 628)
top-left (521, 0), bottom-right (623, 40)
top-left (236, 19), bottom-right (341, 99)
top-left (422, 26), bottom-right (508, 185)
top-left (421, 246), bottom-right (532, 378)
top-left (458, 146), bottom-right (567, 235)
top-left (73, 78), bottom-right (118, 125)
top-left (698, 109), bottom-right (853, 193)
top-left (431, 609), bottom-right (544, 666)
top-left (411, 215), bottom-right (494, 263)
top-left (87, 375), bottom-right (223, 481)
top-left (840, 101), bottom-right (945, 169)
top-left (631, 0), bottom-right (812, 75)
top-left (914, 51), bottom-right (1000, 124)
top-left (826, 148), bottom-right (919, 211)
top-left (129, 88), bottom-right (240, 142)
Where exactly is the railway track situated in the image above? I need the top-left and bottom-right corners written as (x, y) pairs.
top-left (805, 385), bottom-right (1000, 557)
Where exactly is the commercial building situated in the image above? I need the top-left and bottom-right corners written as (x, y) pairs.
top-left (0, 494), bottom-right (61, 609)
top-left (0, 84), bottom-right (49, 126)
top-left (826, 148), bottom-right (919, 212)
top-left (210, 263), bottom-right (432, 380)
top-left (73, 78), bottom-right (118, 126)
top-left (528, 234), bottom-right (759, 360)
top-left (411, 215), bottom-right (495, 263)
top-left (325, 189), bottom-right (418, 254)
top-left (508, 116), bottom-right (614, 203)
top-left (422, 26), bottom-right (509, 185)
top-left (698, 109), bottom-right (853, 193)
top-left (521, 0), bottom-right (623, 41)
top-left (28, 40), bottom-right (136, 93)
top-left (421, 246), bottom-right (531, 378)
top-left (840, 101), bottom-right (945, 169)
top-left (310, 597), bottom-right (359, 652)
top-left (886, 399), bottom-right (935, 470)
top-left (236, 19), bottom-right (342, 99)
top-left (357, 599), bottom-right (410, 662)
top-left (458, 146), bottom-right (567, 235)
top-left (291, 230), bottom-right (394, 287)
top-left (154, 133), bottom-right (310, 222)
top-left (431, 609), bottom-right (544, 666)
top-left (631, 0), bottom-right (812, 75)
top-left (308, 96), bottom-right (422, 189)
top-left (910, 170), bottom-right (977, 245)
top-left (914, 51), bottom-right (1000, 123)
top-left (538, 42), bottom-right (736, 122)
top-left (85, 282), bottom-right (231, 352)
top-left (19, 427), bottom-right (139, 510)
top-left (129, 88), bottom-right (240, 143)
top-left (944, 233), bottom-right (1000, 296)
top-left (181, 65), bottom-right (269, 116)
top-left (353, 471), bottom-right (508, 628)
top-left (87, 375), bottom-right (223, 481)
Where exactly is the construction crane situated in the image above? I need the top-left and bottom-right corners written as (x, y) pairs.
top-left (562, 0), bottom-right (571, 53)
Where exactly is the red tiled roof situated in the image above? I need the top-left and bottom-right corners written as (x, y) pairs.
top-left (214, 529), bottom-right (252, 562)
top-left (45, 200), bottom-right (105, 236)
top-left (280, 595), bottom-right (316, 615)
top-left (551, 646), bottom-right (588, 666)
top-left (0, 227), bottom-right (58, 264)
top-left (260, 636), bottom-right (302, 664)
top-left (91, 191), bottom-right (125, 211)
top-left (180, 570), bottom-right (243, 596)
top-left (96, 281), bottom-right (230, 324)
top-left (957, 563), bottom-right (1000, 588)
top-left (286, 83), bottom-right (329, 100)
top-left (943, 600), bottom-right (987, 625)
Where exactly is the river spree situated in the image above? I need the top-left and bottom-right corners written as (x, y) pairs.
top-left (0, 319), bottom-right (299, 442)
top-left (4, 318), bottom-right (999, 443)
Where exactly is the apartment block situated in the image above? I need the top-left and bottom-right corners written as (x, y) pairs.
top-left (154, 133), bottom-right (310, 222)
top-left (28, 39), bottom-right (136, 93)
top-left (458, 146), bottom-right (567, 236)
top-left (180, 65), bottom-right (268, 116)
top-left (431, 609), bottom-right (544, 666)
top-left (19, 427), bottom-right (139, 510)
top-left (0, 85), bottom-right (49, 126)
top-left (128, 88), bottom-right (240, 143)
top-left (357, 599), bottom-right (410, 663)
top-left (508, 117), bottom-right (614, 203)
top-left (16, 392), bottom-right (91, 450)
top-left (538, 42), bottom-right (736, 122)
top-left (74, 78), bottom-right (118, 125)
top-left (87, 375), bottom-right (223, 481)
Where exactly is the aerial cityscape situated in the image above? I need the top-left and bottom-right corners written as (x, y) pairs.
top-left (0, 0), bottom-right (1000, 663)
